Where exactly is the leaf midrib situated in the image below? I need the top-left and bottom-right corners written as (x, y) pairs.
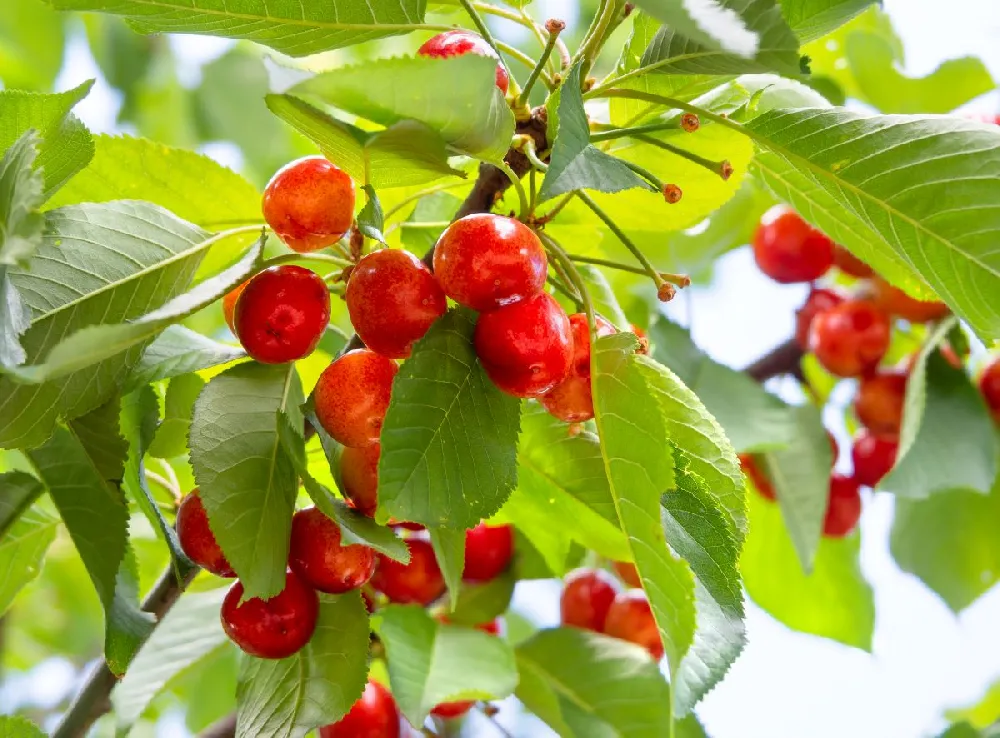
top-left (516, 651), bottom-right (620, 736)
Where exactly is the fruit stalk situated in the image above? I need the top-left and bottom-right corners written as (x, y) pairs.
top-left (518, 19), bottom-right (565, 106)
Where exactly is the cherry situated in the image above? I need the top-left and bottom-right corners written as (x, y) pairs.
top-left (262, 156), bottom-right (355, 253)
top-left (808, 299), bottom-right (890, 378)
top-left (540, 314), bottom-right (615, 422)
top-left (417, 30), bottom-right (509, 95)
top-left (560, 568), bottom-right (620, 632)
top-left (462, 523), bottom-right (514, 582)
top-left (603, 590), bottom-right (664, 660)
top-left (430, 701), bottom-right (475, 720)
top-left (851, 430), bottom-right (898, 488)
top-left (827, 430), bottom-right (839, 464)
top-left (314, 349), bottom-right (397, 448)
top-left (794, 288), bottom-right (844, 351)
top-left (854, 370), bottom-right (907, 436)
top-left (234, 266), bottom-right (330, 364)
top-left (751, 206), bottom-right (834, 284)
top-left (346, 249), bottom-right (447, 359)
top-left (339, 444), bottom-right (380, 517)
top-left (221, 570), bottom-right (319, 659)
top-left (176, 490), bottom-right (235, 578)
top-left (980, 358), bottom-right (1000, 422)
top-left (288, 507), bottom-right (377, 594)
top-left (739, 454), bottom-right (775, 501)
top-left (613, 561), bottom-right (641, 588)
top-left (371, 538), bottom-right (446, 606)
top-left (566, 313), bottom-right (617, 377)
top-left (631, 324), bottom-right (650, 355)
top-left (319, 679), bottom-right (400, 738)
top-left (823, 474), bottom-right (862, 537)
top-left (832, 245), bottom-right (874, 278)
top-left (433, 214), bottom-right (547, 312)
top-left (870, 278), bottom-right (949, 323)
top-left (474, 292), bottom-right (573, 398)
top-left (222, 279), bottom-right (249, 333)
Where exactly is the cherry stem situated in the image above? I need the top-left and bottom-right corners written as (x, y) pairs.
top-left (518, 19), bottom-right (564, 106)
top-left (457, 0), bottom-right (519, 96)
top-left (631, 133), bottom-right (732, 180)
top-left (382, 181), bottom-right (470, 223)
top-left (535, 192), bottom-right (575, 224)
top-left (144, 468), bottom-right (180, 505)
top-left (566, 254), bottom-right (688, 288)
top-left (492, 40), bottom-right (547, 85)
top-left (495, 158), bottom-right (530, 221)
top-left (618, 159), bottom-right (664, 191)
top-left (590, 116), bottom-right (700, 143)
top-left (573, 0), bottom-right (626, 81)
top-left (473, 2), bottom-right (571, 71)
top-left (520, 137), bottom-right (549, 173)
top-left (541, 231), bottom-right (595, 333)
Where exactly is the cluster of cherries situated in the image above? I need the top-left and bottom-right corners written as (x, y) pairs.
top-left (742, 206), bottom-right (1000, 536)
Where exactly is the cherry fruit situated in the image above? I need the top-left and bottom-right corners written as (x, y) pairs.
top-left (314, 349), bottom-right (397, 448)
top-left (854, 370), bottom-right (907, 436)
top-left (371, 538), bottom-right (446, 606)
top-left (613, 561), bottom-right (641, 588)
top-left (433, 214), bottom-right (547, 312)
top-left (603, 590), bottom-right (664, 660)
top-left (560, 568), bottom-right (620, 632)
top-left (832, 245), bottom-right (874, 278)
top-left (739, 455), bottom-right (775, 501)
top-left (808, 299), bottom-right (891, 378)
top-left (430, 701), bottom-right (475, 720)
top-left (751, 206), bottom-right (834, 284)
top-left (462, 523), bottom-right (514, 582)
top-left (870, 278), bottom-right (949, 323)
top-left (221, 570), bottom-right (319, 659)
top-left (795, 288), bottom-right (844, 351)
top-left (851, 430), bottom-right (898, 488)
top-left (823, 474), bottom-right (862, 537)
top-left (263, 156), bottom-right (355, 253)
top-left (222, 279), bottom-right (249, 333)
top-left (339, 444), bottom-right (380, 517)
top-left (288, 507), bottom-right (376, 594)
top-left (319, 679), bottom-right (400, 738)
top-left (346, 249), bottom-right (447, 359)
top-left (541, 314), bottom-right (616, 422)
top-left (176, 490), bottom-right (235, 578)
top-left (980, 358), bottom-right (1000, 422)
top-left (417, 30), bottom-right (510, 95)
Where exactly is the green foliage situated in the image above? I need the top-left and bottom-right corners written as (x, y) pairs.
top-left (0, 131), bottom-right (44, 268)
top-left (0, 0), bottom-right (66, 91)
top-left (0, 716), bottom-right (46, 737)
top-left (428, 527), bottom-right (465, 610)
top-left (66, 394), bottom-right (127, 483)
top-left (0, 474), bottom-right (57, 617)
top-left (123, 325), bottom-right (244, 391)
top-left (780, 0), bottom-right (876, 42)
top-left (447, 569), bottom-right (515, 626)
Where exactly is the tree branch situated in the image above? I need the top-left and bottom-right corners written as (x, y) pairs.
top-left (200, 712), bottom-right (237, 738)
top-left (744, 338), bottom-right (805, 383)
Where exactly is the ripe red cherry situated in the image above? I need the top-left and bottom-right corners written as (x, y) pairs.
top-left (854, 370), bottom-right (907, 436)
top-left (832, 245), bottom-right (874, 278)
top-left (263, 156), bottom-right (355, 253)
top-left (234, 265), bottom-right (330, 364)
top-left (339, 444), bottom-right (380, 517)
top-left (823, 474), bottom-right (862, 537)
top-left (417, 30), bottom-right (509, 95)
top-left (870, 278), bottom-right (949, 323)
top-left (980, 358), bottom-right (1000, 422)
top-left (346, 249), bottom-right (447, 359)
top-left (751, 206), bottom-right (834, 284)
top-left (613, 561), bottom-right (641, 588)
top-left (808, 299), bottom-right (891, 378)
top-left (566, 313), bottom-right (617, 377)
top-left (851, 430), bottom-right (898, 488)
top-left (371, 538), bottom-right (446, 606)
top-left (288, 507), bottom-right (377, 594)
top-left (540, 314), bottom-right (615, 422)
top-left (222, 279), bottom-right (249, 333)
top-left (795, 288), bottom-right (844, 350)
top-left (430, 700), bottom-right (475, 720)
top-left (474, 292), bottom-right (572, 398)
top-left (739, 455), bottom-right (775, 501)
top-left (433, 214), bottom-right (547, 312)
top-left (320, 679), bottom-right (400, 738)
top-left (176, 490), bottom-right (235, 578)
top-left (462, 523), bottom-right (514, 582)
top-left (314, 350), bottom-right (397, 448)
top-left (221, 570), bottom-right (319, 659)
top-left (560, 568), bottom-right (620, 632)
top-left (603, 590), bottom-right (664, 660)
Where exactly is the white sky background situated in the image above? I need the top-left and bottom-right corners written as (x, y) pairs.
top-left (41, 1), bottom-right (1000, 737)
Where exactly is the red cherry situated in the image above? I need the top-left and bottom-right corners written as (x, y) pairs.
top-left (823, 474), bottom-right (862, 537)
top-left (631, 324), bottom-right (650, 355)
top-left (540, 314), bottom-right (615, 423)
top-left (560, 568), bottom-right (620, 632)
top-left (176, 490), bottom-right (235, 578)
top-left (288, 507), bottom-right (377, 594)
top-left (603, 590), bottom-right (664, 660)
top-left (980, 358), bottom-right (1000, 422)
top-left (234, 266), bottom-right (330, 364)
top-left (474, 292), bottom-right (572, 398)
top-left (832, 245), bottom-right (874, 278)
top-left (222, 279), bottom-right (249, 333)
top-left (371, 538), bottom-right (446, 606)
top-left (430, 701), bottom-right (475, 720)
top-left (566, 313), bottom-right (617, 377)
top-left (854, 370), bottom-right (907, 436)
top-left (320, 679), bottom-right (400, 738)
top-left (462, 523), bottom-right (514, 582)
top-left (346, 249), bottom-right (447, 359)
top-left (751, 206), bottom-right (834, 284)
top-left (827, 430), bottom-right (839, 464)
top-left (339, 444), bottom-right (380, 517)
top-left (613, 561), bottom-right (641, 588)
top-left (739, 454), bottom-right (775, 501)
top-left (417, 30), bottom-right (509, 95)
top-left (263, 156), bottom-right (355, 253)
top-left (314, 350), bottom-right (397, 448)
top-left (221, 570), bottom-right (319, 659)
top-left (433, 214), bottom-right (547, 312)
top-left (851, 430), bottom-right (898, 488)
top-left (870, 278), bottom-right (949, 324)
top-left (808, 299), bottom-right (891, 378)
top-left (795, 288), bottom-right (844, 351)
top-left (436, 615), bottom-right (501, 635)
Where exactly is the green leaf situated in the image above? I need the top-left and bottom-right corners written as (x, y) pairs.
top-left (515, 628), bottom-right (672, 738)
top-left (0, 0), bottom-right (66, 91)
top-left (0, 489), bottom-right (58, 617)
top-left (377, 308), bottom-right (521, 528)
top-left (149, 374), bottom-right (204, 459)
top-left (237, 592), bottom-right (369, 738)
top-left (82, 15), bottom-right (156, 118)
top-left (592, 333), bottom-right (696, 676)
top-left (123, 325), bottom-right (244, 392)
top-left (0, 470), bottom-right (44, 534)
top-left (66, 394), bottom-right (127, 483)
top-left (779, 0), bottom-right (876, 43)
top-left (493, 486), bottom-right (574, 577)
top-left (111, 588), bottom-right (228, 733)
top-left (47, 0), bottom-right (427, 57)
top-left (292, 54), bottom-right (515, 163)
top-left (375, 605), bottom-right (518, 726)
top-left (0, 202), bottom-right (211, 449)
top-left (357, 185), bottom-right (386, 245)
top-left (743, 107), bottom-right (1000, 343)
top-left (0, 266), bottom-right (30, 367)
top-left (428, 526), bottom-right (465, 611)
top-left (741, 488), bottom-right (874, 649)
top-left (0, 716), bottom-right (46, 737)
top-left (447, 569), bottom-right (515, 626)
top-left (0, 130), bottom-right (44, 267)
top-left (947, 679), bottom-right (1000, 731)
top-left (577, 265), bottom-right (629, 330)
top-left (190, 362), bottom-right (302, 600)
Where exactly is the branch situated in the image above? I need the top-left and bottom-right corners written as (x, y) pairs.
top-left (200, 712), bottom-right (237, 738)
top-left (744, 338), bottom-right (804, 383)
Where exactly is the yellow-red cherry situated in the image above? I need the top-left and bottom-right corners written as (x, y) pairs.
top-left (870, 278), bottom-right (949, 324)
top-left (739, 454), bottom-right (775, 501)
top-left (751, 206), bottom-right (834, 284)
top-left (808, 299), bottom-right (891, 378)
top-left (613, 561), bottom-right (641, 588)
top-left (176, 489), bottom-right (235, 578)
top-left (288, 507), bottom-right (377, 594)
top-left (851, 430), bottom-right (898, 488)
top-left (462, 523), bottom-right (514, 582)
top-left (430, 701), bottom-right (475, 720)
top-left (603, 590), bottom-right (664, 660)
top-left (262, 156), bottom-right (355, 253)
top-left (855, 370), bottom-right (907, 436)
top-left (417, 30), bottom-right (510, 95)
top-left (319, 680), bottom-right (400, 738)
top-left (221, 570), bottom-right (319, 659)
top-left (339, 444), bottom-right (380, 517)
top-left (832, 245), bottom-right (874, 278)
top-left (314, 350), bottom-right (397, 448)
top-left (823, 474), bottom-right (862, 537)
top-left (541, 313), bottom-right (615, 422)
top-left (560, 568), bottom-right (620, 633)
top-left (795, 288), bottom-right (844, 351)
top-left (371, 538), bottom-right (446, 606)
top-left (222, 279), bottom-right (249, 334)
top-left (980, 358), bottom-right (1000, 422)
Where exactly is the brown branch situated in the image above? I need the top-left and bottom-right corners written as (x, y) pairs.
top-left (200, 712), bottom-right (237, 738)
top-left (744, 338), bottom-right (804, 383)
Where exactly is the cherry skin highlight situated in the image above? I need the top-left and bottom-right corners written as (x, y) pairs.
top-left (221, 570), bottom-right (319, 659)
top-left (314, 350), bottom-right (397, 448)
top-left (855, 370), bottom-right (907, 436)
top-left (474, 292), bottom-right (573, 398)
top-left (851, 430), bottom-right (898, 488)
top-left (319, 679), bottom-right (400, 738)
top-left (603, 590), bottom-right (664, 660)
top-left (234, 266), bottom-right (330, 364)
top-left (222, 279), bottom-right (250, 334)
top-left (560, 568), bottom-right (620, 632)
top-left (346, 249), bottom-right (447, 359)
top-left (417, 30), bottom-right (510, 95)
top-left (433, 214), bottom-right (547, 312)
top-left (613, 561), bottom-right (641, 588)
top-left (980, 358), bottom-right (1000, 422)
top-left (739, 455), bottom-right (775, 501)
top-left (371, 538), bottom-right (446, 606)
top-left (870, 278), bottom-right (949, 323)
top-left (176, 490), bottom-right (235, 578)
top-left (462, 523), bottom-right (514, 582)
top-left (288, 507), bottom-right (377, 594)
top-left (751, 206), bottom-right (834, 284)
top-left (808, 299), bottom-right (891, 378)
top-left (339, 444), bottom-right (380, 517)
top-left (795, 288), bottom-right (844, 351)
top-left (823, 474), bottom-right (863, 538)
top-left (832, 245), bottom-right (874, 278)
top-left (262, 156), bottom-right (355, 253)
